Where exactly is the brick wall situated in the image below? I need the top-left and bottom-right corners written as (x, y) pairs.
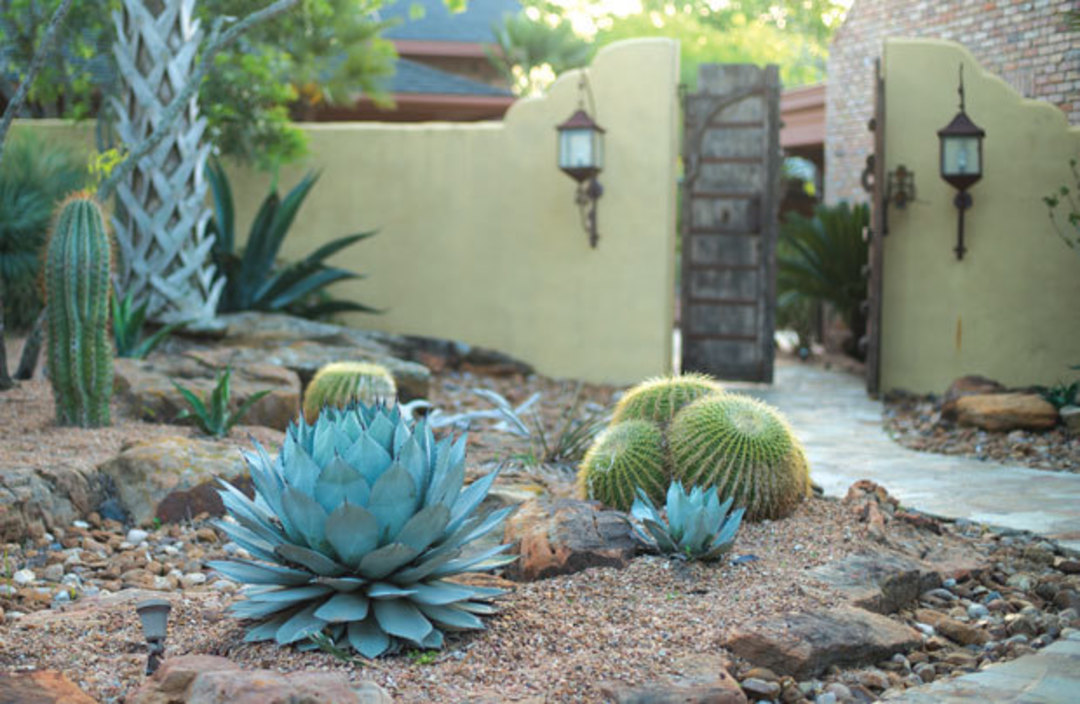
top-left (826, 0), bottom-right (1080, 204)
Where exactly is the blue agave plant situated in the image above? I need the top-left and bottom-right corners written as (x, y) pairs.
top-left (209, 403), bottom-right (516, 657)
top-left (630, 481), bottom-right (745, 562)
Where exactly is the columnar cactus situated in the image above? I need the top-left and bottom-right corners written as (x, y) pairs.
top-left (577, 420), bottom-right (668, 511)
top-left (668, 394), bottom-right (811, 521)
top-left (302, 362), bottom-right (397, 421)
top-left (110, 0), bottom-right (222, 323)
top-left (44, 194), bottom-right (114, 427)
top-left (611, 373), bottom-right (725, 428)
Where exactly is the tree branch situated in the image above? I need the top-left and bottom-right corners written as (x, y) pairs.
top-left (0, 0), bottom-right (75, 164)
top-left (97, 0), bottom-right (299, 201)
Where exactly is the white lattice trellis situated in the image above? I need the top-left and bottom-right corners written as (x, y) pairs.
top-left (111, 0), bottom-right (222, 323)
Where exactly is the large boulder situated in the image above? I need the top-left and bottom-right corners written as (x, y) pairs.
top-left (954, 393), bottom-right (1058, 432)
top-left (0, 670), bottom-right (97, 704)
top-left (807, 550), bottom-right (940, 614)
top-left (940, 375), bottom-right (1005, 420)
top-left (97, 436), bottom-right (265, 526)
top-left (724, 605), bottom-right (921, 679)
top-left (502, 498), bottom-right (638, 581)
top-left (0, 465), bottom-right (107, 542)
top-left (114, 355), bottom-right (300, 430)
top-left (128, 655), bottom-right (392, 704)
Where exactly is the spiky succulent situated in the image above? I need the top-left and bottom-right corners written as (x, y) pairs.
top-left (303, 362), bottom-right (397, 421)
top-left (209, 403), bottom-right (515, 657)
top-left (630, 481), bottom-right (744, 562)
top-left (668, 394), bottom-right (811, 521)
top-left (577, 420), bottom-right (668, 511)
top-left (611, 373), bottom-right (724, 428)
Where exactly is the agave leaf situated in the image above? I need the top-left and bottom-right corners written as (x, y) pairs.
top-left (314, 592), bottom-right (370, 623)
top-left (429, 544), bottom-right (516, 578)
top-left (456, 600), bottom-right (497, 615)
top-left (640, 517), bottom-right (679, 554)
top-left (417, 603), bottom-right (484, 631)
top-left (314, 455), bottom-right (370, 514)
top-left (275, 544), bottom-right (347, 577)
top-left (242, 610), bottom-right (295, 642)
top-left (230, 598), bottom-right (306, 620)
top-left (421, 629), bottom-right (444, 649)
top-left (397, 435), bottom-right (429, 500)
top-left (214, 520), bottom-right (280, 563)
top-left (461, 505), bottom-right (515, 547)
top-left (426, 444), bottom-right (466, 510)
top-left (282, 444), bottom-right (321, 499)
top-left (366, 413), bottom-right (396, 451)
top-left (666, 481), bottom-right (687, 534)
top-left (281, 486), bottom-right (330, 552)
top-left (325, 503), bottom-right (379, 567)
top-left (347, 617), bottom-right (390, 658)
top-left (313, 575), bottom-right (368, 592)
top-left (311, 414), bottom-right (339, 466)
top-left (390, 548), bottom-right (461, 584)
top-left (630, 492), bottom-right (660, 523)
top-left (393, 504), bottom-right (451, 552)
top-left (679, 507), bottom-right (709, 554)
top-left (373, 599), bottom-right (433, 645)
top-left (367, 582), bottom-right (419, 599)
top-left (392, 421), bottom-right (411, 455)
top-left (447, 469), bottom-right (499, 534)
top-left (409, 581), bottom-right (481, 606)
top-left (275, 602), bottom-right (328, 645)
top-left (368, 464), bottom-right (419, 541)
top-left (358, 542), bottom-right (422, 580)
top-left (209, 559), bottom-right (312, 586)
top-left (246, 584), bottom-right (335, 603)
top-left (712, 507), bottom-right (745, 549)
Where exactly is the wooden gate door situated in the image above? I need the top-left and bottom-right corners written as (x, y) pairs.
top-left (680, 64), bottom-right (782, 383)
top-left (863, 58), bottom-right (886, 396)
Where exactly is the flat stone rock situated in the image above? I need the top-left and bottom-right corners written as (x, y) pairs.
top-left (941, 375), bottom-right (1005, 420)
top-left (128, 654), bottom-right (393, 704)
top-left (808, 550), bottom-right (940, 614)
top-left (954, 393), bottom-right (1058, 432)
top-left (598, 676), bottom-right (746, 704)
top-left (725, 605), bottom-right (921, 679)
top-left (0, 670), bottom-right (97, 704)
top-left (97, 436), bottom-right (255, 526)
top-left (1061, 405), bottom-right (1080, 435)
top-left (914, 608), bottom-right (989, 646)
top-left (114, 354), bottom-right (300, 431)
top-left (502, 498), bottom-right (638, 581)
top-left (0, 464), bottom-right (107, 543)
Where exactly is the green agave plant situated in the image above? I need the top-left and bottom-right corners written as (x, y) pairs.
top-left (209, 403), bottom-right (516, 657)
top-left (630, 481), bottom-right (744, 562)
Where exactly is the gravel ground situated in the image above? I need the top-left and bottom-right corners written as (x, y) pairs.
top-left (883, 393), bottom-right (1080, 473)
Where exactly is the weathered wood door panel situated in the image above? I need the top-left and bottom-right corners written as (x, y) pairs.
top-left (864, 58), bottom-right (886, 396)
top-left (680, 64), bottom-right (781, 382)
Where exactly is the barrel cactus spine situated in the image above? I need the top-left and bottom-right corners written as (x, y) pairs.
top-left (577, 419), bottom-right (668, 511)
top-left (44, 193), bottom-right (115, 427)
top-left (668, 394), bottom-right (810, 521)
top-left (303, 362), bottom-right (397, 421)
top-left (611, 373), bottom-right (725, 428)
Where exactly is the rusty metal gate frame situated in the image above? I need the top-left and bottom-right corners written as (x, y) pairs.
top-left (679, 66), bottom-right (781, 383)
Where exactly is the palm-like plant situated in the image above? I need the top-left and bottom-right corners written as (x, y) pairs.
top-left (777, 202), bottom-right (869, 359)
top-left (206, 158), bottom-right (378, 319)
top-left (487, 12), bottom-right (591, 96)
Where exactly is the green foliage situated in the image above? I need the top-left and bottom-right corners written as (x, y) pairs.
top-left (0, 132), bottom-right (87, 330)
top-left (778, 202), bottom-right (870, 359)
top-left (668, 394), bottom-right (810, 521)
top-left (44, 194), bottom-right (113, 427)
top-left (611, 373), bottom-right (724, 429)
top-left (1036, 380), bottom-right (1079, 410)
top-left (111, 289), bottom-right (187, 359)
top-left (528, 387), bottom-right (607, 469)
top-left (209, 403), bottom-right (516, 657)
top-left (630, 481), bottom-right (744, 562)
top-left (303, 361), bottom-right (397, 421)
top-left (1043, 158), bottom-right (1079, 255)
top-left (487, 11), bottom-right (591, 96)
top-left (577, 419), bottom-right (668, 511)
top-left (206, 159), bottom-right (378, 319)
top-left (173, 366), bottom-right (271, 438)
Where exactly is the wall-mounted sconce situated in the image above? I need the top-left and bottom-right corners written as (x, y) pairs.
top-left (136, 598), bottom-right (171, 675)
top-left (886, 165), bottom-right (916, 209)
top-left (556, 73), bottom-right (604, 248)
top-left (937, 65), bottom-right (985, 260)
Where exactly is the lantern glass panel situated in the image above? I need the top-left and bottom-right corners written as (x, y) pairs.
top-left (941, 136), bottom-right (980, 177)
top-left (559, 128), bottom-right (596, 170)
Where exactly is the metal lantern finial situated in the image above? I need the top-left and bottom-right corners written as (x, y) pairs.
top-left (937, 63), bottom-right (986, 260)
top-left (557, 71), bottom-right (605, 247)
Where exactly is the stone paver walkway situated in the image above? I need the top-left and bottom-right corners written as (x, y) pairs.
top-left (727, 363), bottom-right (1080, 551)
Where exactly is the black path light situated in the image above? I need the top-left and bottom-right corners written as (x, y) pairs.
top-left (135, 598), bottom-right (171, 675)
top-left (937, 64), bottom-right (986, 260)
top-left (557, 71), bottom-right (605, 248)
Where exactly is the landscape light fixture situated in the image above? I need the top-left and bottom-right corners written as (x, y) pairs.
top-left (135, 598), bottom-right (171, 675)
top-left (937, 64), bottom-right (985, 260)
top-left (886, 165), bottom-right (916, 210)
top-left (556, 71), bottom-right (605, 248)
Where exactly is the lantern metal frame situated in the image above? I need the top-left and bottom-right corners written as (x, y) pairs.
top-left (136, 598), bottom-right (172, 675)
top-left (556, 72), bottom-right (605, 248)
top-left (936, 65), bottom-right (986, 260)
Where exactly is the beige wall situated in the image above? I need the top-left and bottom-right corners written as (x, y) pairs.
top-left (15, 39), bottom-right (681, 385)
top-left (880, 39), bottom-right (1080, 394)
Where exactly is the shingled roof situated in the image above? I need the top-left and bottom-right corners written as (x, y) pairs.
top-left (381, 0), bottom-right (521, 43)
top-left (385, 59), bottom-right (512, 97)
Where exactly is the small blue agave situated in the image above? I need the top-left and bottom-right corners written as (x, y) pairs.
top-left (630, 481), bottom-right (745, 562)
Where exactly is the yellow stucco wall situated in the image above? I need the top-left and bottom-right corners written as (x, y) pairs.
top-left (13, 39), bottom-right (680, 384)
top-left (880, 39), bottom-right (1080, 394)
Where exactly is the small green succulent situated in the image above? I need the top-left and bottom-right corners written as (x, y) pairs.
top-left (209, 403), bottom-right (516, 657)
top-left (173, 366), bottom-right (270, 438)
top-left (629, 481), bottom-right (744, 562)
